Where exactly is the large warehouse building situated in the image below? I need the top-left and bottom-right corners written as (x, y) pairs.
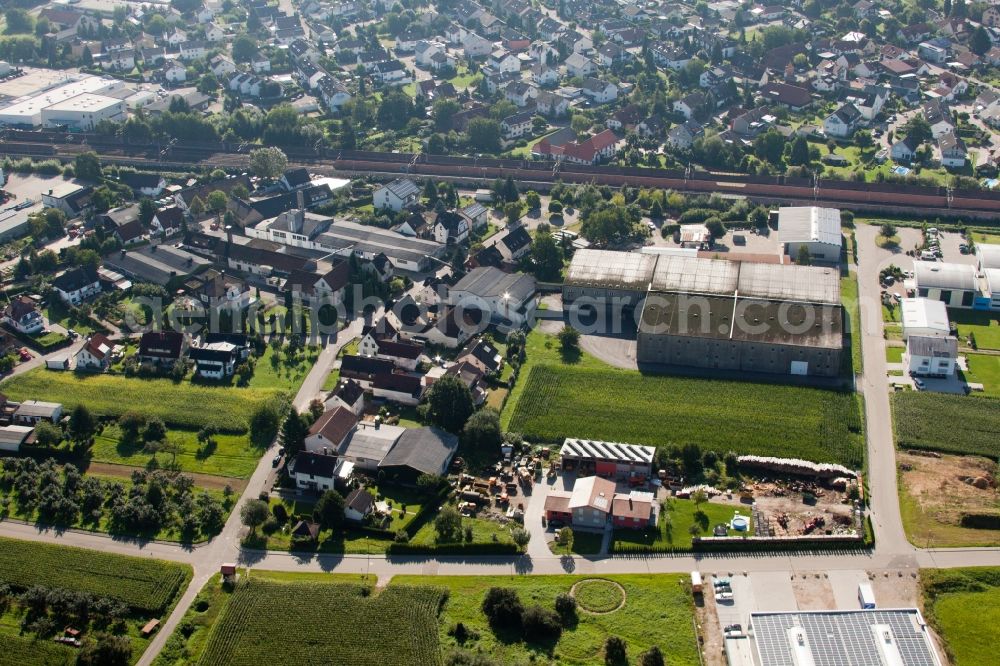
top-left (562, 250), bottom-right (844, 377)
top-left (913, 261), bottom-right (1000, 310)
top-left (0, 74), bottom-right (127, 129)
top-left (775, 206), bottom-right (843, 263)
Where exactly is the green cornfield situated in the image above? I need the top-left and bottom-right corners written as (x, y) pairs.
top-left (0, 537), bottom-right (190, 614)
top-left (199, 580), bottom-right (447, 666)
top-left (893, 392), bottom-right (1000, 457)
top-left (507, 364), bottom-right (864, 467)
top-left (0, 632), bottom-right (75, 664)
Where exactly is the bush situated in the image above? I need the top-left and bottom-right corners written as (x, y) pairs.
top-left (604, 636), bottom-right (628, 666)
top-left (521, 604), bottom-right (562, 641)
top-left (554, 592), bottom-right (576, 620)
top-left (261, 517), bottom-right (279, 535)
top-left (481, 587), bottom-right (523, 629)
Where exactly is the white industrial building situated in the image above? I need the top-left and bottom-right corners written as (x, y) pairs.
top-left (776, 206), bottom-right (843, 263)
top-left (900, 298), bottom-right (951, 339)
top-left (977, 242), bottom-right (1000, 271)
top-left (40, 93), bottom-right (126, 130)
top-left (0, 74), bottom-right (125, 128)
top-left (725, 609), bottom-right (942, 666)
top-left (914, 261), bottom-right (983, 309)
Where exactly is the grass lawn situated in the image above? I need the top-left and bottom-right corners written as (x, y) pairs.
top-left (960, 353), bottom-right (1000, 396)
top-left (509, 128), bottom-right (562, 158)
top-left (883, 304), bottom-right (900, 322)
top-left (91, 424), bottom-right (260, 478)
top-left (922, 568), bottom-right (1000, 666)
top-left (1, 368), bottom-right (287, 433)
top-left (448, 65), bottom-right (481, 90)
top-left (886, 346), bottom-right (904, 363)
top-left (45, 299), bottom-right (98, 335)
top-left (611, 499), bottom-right (751, 553)
top-left (394, 574), bottom-right (700, 665)
top-left (893, 392), bottom-right (1000, 457)
top-left (950, 309), bottom-right (1000, 350)
top-left (548, 529), bottom-right (604, 555)
top-left (503, 330), bottom-right (864, 467)
top-left (245, 345), bottom-right (319, 391)
top-left (32, 330), bottom-right (68, 349)
top-left (841, 273), bottom-right (863, 375)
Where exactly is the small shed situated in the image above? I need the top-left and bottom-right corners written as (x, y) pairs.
top-left (140, 619), bottom-right (160, 637)
top-left (220, 563), bottom-right (237, 583)
top-left (46, 355), bottom-right (71, 370)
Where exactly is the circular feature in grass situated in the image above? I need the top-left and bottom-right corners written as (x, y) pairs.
top-left (571, 579), bottom-right (626, 614)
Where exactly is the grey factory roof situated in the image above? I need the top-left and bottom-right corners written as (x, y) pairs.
top-left (907, 335), bottom-right (957, 358)
top-left (316, 220), bottom-right (443, 265)
top-left (776, 206), bottom-right (843, 247)
top-left (737, 262), bottom-right (841, 305)
top-left (0, 425), bottom-right (34, 448)
top-left (378, 426), bottom-right (459, 476)
top-left (977, 242), bottom-right (1000, 270)
top-left (914, 261), bottom-right (978, 292)
top-left (748, 609), bottom-right (941, 666)
top-left (649, 254), bottom-right (739, 295)
top-left (451, 267), bottom-right (536, 303)
top-left (565, 249), bottom-right (658, 290)
top-left (640, 294), bottom-right (843, 349)
top-left (560, 438), bottom-right (655, 464)
top-left (104, 245), bottom-right (211, 285)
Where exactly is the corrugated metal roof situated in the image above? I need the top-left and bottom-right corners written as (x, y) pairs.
top-left (914, 261), bottom-right (978, 292)
top-left (564, 249), bottom-right (658, 290)
top-left (560, 438), bottom-right (655, 463)
top-left (737, 262), bottom-right (841, 305)
top-left (776, 206), bottom-right (842, 247)
top-left (650, 254), bottom-right (739, 295)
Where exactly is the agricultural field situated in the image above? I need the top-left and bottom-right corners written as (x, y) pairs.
top-left (395, 574), bottom-right (699, 665)
top-left (611, 498), bottom-right (751, 553)
top-left (506, 364), bottom-right (865, 467)
top-left (199, 579), bottom-right (447, 666)
top-left (892, 392), bottom-right (1000, 458)
top-left (950, 309), bottom-right (1000, 350)
top-left (0, 368), bottom-right (286, 433)
top-left (922, 568), bottom-right (1000, 665)
top-left (0, 632), bottom-right (76, 665)
top-left (0, 536), bottom-right (190, 614)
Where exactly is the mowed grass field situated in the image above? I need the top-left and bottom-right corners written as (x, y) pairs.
top-left (950, 309), bottom-right (1000, 350)
top-left (199, 580), bottom-right (446, 666)
top-left (395, 574), bottom-right (699, 665)
top-left (892, 392), bottom-right (1000, 457)
top-left (1, 369), bottom-right (287, 432)
top-left (922, 568), bottom-right (1000, 665)
top-left (0, 537), bottom-right (191, 614)
top-left (506, 364), bottom-right (864, 467)
top-left (91, 425), bottom-right (260, 478)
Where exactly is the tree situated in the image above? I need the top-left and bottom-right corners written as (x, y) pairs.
top-left (558, 325), bottom-right (580, 353)
top-left (571, 114), bottom-right (591, 137)
top-left (522, 604), bottom-right (561, 641)
top-left (511, 527), bottom-right (531, 549)
top-left (143, 418), bottom-right (167, 444)
top-left (788, 135), bottom-right (810, 166)
top-left (74, 152), bottom-right (103, 182)
top-left (249, 404), bottom-right (281, 446)
top-left (880, 222), bottom-right (897, 238)
top-left (425, 375), bottom-right (475, 433)
top-left (482, 587), bottom-right (523, 629)
top-left (423, 179), bottom-right (439, 205)
top-left (557, 526), bottom-right (574, 549)
top-left (604, 636), bottom-right (628, 666)
top-left (855, 130), bottom-right (873, 149)
top-left (4, 9), bottom-right (34, 34)
top-left (69, 404), bottom-right (96, 443)
top-left (314, 490), bottom-right (345, 530)
top-left (138, 198), bottom-right (156, 226)
top-left (146, 14), bottom-right (168, 36)
top-left (232, 33), bottom-right (258, 62)
top-left (971, 25), bottom-right (991, 56)
top-left (531, 227), bottom-right (563, 281)
top-left (462, 408), bottom-right (503, 453)
top-left (281, 410), bottom-right (308, 458)
top-left (504, 201), bottom-right (523, 225)
top-left (206, 190), bottom-right (228, 213)
top-left (33, 421), bottom-right (62, 447)
top-left (468, 117), bottom-right (501, 152)
top-left (189, 195), bottom-right (206, 217)
top-left (241, 499), bottom-right (269, 535)
top-left (705, 217), bottom-right (726, 239)
top-left (77, 634), bottom-right (132, 666)
top-left (796, 244), bottom-right (811, 265)
top-left (434, 505), bottom-right (463, 542)
top-left (554, 592), bottom-right (576, 619)
top-left (525, 191), bottom-right (541, 210)
top-left (902, 115), bottom-right (932, 146)
top-left (639, 646), bottom-right (666, 666)
top-left (432, 98), bottom-right (460, 131)
top-left (753, 130), bottom-right (785, 166)
top-left (248, 146), bottom-right (288, 181)
top-left (376, 90), bottom-right (414, 130)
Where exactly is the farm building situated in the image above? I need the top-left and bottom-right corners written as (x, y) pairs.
top-left (447, 267), bottom-right (538, 328)
top-left (543, 476), bottom-right (657, 530)
top-left (558, 438), bottom-right (655, 481)
top-left (0, 425), bottom-right (35, 452)
top-left (774, 206), bottom-right (843, 263)
top-left (637, 257), bottom-right (843, 377)
top-left (13, 400), bottom-right (63, 425)
top-left (726, 609), bottom-right (942, 666)
top-left (377, 426), bottom-right (459, 483)
top-left (900, 298), bottom-right (950, 339)
top-left (562, 249), bottom-right (658, 309)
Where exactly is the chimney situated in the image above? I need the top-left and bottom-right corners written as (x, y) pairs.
top-left (296, 188), bottom-right (305, 210)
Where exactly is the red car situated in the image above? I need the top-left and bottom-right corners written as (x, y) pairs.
top-left (18, 347), bottom-right (31, 361)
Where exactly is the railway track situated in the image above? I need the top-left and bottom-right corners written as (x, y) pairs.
top-left (4, 131), bottom-right (1000, 217)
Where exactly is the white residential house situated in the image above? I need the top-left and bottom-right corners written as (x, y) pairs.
top-left (938, 132), bottom-right (967, 167)
top-left (565, 52), bottom-right (596, 78)
top-left (581, 79), bottom-right (617, 104)
top-left (489, 50), bottom-right (521, 74)
top-left (52, 267), bottom-right (101, 305)
top-left (252, 55), bottom-right (271, 73)
top-left (666, 121), bottom-right (702, 150)
top-left (905, 335), bottom-right (958, 377)
top-left (374, 179), bottom-right (420, 212)
top-left (205, 24), bottom-right (225, 42)
top-left (166, 28), bottom-right (188, 46)
top-left (530, 63), bottom-right (559, 86)
top-left (891, 136), bottom-right (921, 162)
top-left (433, 210), bottom-right (471, 245)
top-left (462, 33), bottom-right (493, 57)
top-left (501, 111), bottom-right (534, 140)
top-left (179, 41), bottom-right (209, 62)
top-left (2, 296), bottom-right (43, 334)
top-left (535, 91), bottom-right (570, 117)
top-left (823, 103), bottom-right (862, 138)
top-left (673, 91), bottom-right (706, 120)
top-left (372, 60), bottom-right (411, 85)
top-left (504, 81), bottom-right (537, 107)
top-left (209, 55), bottom-right (236, 77)
top-left (74, 333), bottom-right (113, 371)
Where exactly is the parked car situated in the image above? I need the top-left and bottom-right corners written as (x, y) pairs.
top-left (271, 454), bottom-right (282, 467)
top-left (913, 378), bottom-right (926, 390)
top-left (18, 347), bottom-right (31, 361)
